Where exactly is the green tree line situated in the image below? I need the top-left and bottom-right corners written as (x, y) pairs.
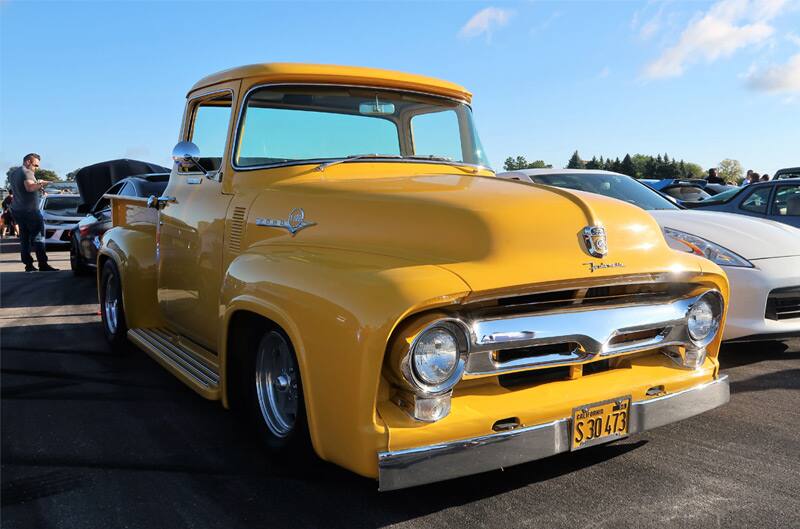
top-left (505, 151), bottom-right (706, 180)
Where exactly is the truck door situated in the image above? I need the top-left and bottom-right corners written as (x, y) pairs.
top-left (157, 85), bottom-right (238, 351)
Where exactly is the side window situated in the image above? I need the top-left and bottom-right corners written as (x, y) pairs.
top-left (188, 93), bottom-right (233, 173)
top-left (93, 183), bottom-right (124, 213)
top-left (411, 110), bottom-right (462, 162)
top-left (740, 187), bottom-right (771, 214)
top-left (119, 183), bottom-right (137, 197)
top-left (773, 185), bottom-right (800, 216)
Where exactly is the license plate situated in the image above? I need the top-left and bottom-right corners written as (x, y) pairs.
top-left (571, 396), bottom-right (631, 450)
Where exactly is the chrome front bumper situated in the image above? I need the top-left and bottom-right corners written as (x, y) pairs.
top-left (378, 375), bottom-right (729, 491)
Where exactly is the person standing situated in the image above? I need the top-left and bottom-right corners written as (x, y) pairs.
top-left (706, 168), bottom-right (724, 184)
top-left (1, 191), bottom-right (18, 237)
top-left (7, 153), bottom-right (58, 272)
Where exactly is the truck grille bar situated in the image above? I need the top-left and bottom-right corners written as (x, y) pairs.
top-left (465, 293), bottom-right (706, 376)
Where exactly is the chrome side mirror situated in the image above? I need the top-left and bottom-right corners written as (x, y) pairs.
top-left (147, 195), bottom-right (176, 210)
top-left (171, 141), bottom-right (207, 175)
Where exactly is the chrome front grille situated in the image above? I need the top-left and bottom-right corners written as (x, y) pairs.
top-left (765, 287), bottom-right (800, 320)
top-left (464, 292), bottom-right (711, 376)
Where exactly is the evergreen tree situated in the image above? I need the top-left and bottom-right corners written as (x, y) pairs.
top-left (586, 156), bottom-right (600, 170)
top-left (620, 154), bottom-right (635, 177)
top-left (567, 150), bottom-right (585, 169)
top-left (613, 157), bottom-right (622, 173)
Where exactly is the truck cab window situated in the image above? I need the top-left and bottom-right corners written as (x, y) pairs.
top-left (189, 94), bottom-right (233, 173)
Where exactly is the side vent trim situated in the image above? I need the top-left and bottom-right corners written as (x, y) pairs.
top-left (229, 206), bottom-right (246, 254)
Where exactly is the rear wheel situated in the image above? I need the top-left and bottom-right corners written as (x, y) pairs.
top-left (70, 238), bottom-right (91, 276)
top-left (99, 260), bottom-right (128, 350)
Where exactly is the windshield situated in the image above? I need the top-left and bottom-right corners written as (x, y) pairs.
top-left (662, 185), bottom-right (712, 202)
top-left (235, 86), bottom-right (490, 169)
top-left (701, 187), bottom-right (743, 204)
top-left (532, 172), bottom-right (679, 210)
top-left (42, 196), bottom-right (81, 215)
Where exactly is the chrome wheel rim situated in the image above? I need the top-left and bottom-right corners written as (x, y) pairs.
top-left (104, 272), bottom-right (118, 335)
top-left (255, 331), bottom-right (298, 438)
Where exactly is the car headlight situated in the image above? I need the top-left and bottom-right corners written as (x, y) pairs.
top-left (663, 227), bottom-right (753, 268)
top-left (686, 291), bottom-right (723, 347)
top-left (406, 320), bottom-right (468, 394)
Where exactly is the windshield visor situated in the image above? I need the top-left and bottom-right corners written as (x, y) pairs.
top-left (234, 86), bottom-right (490, 169)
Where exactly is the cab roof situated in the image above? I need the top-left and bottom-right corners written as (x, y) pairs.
top-left (189, 63), bottom-right (472, 102)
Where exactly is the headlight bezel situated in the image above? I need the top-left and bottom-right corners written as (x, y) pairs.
top-left (663, 227), bottom-right (754, 268)
top-left (685, 290), bottom-right (724, 348)
top-left (401, 318), bottom-right (470, 395)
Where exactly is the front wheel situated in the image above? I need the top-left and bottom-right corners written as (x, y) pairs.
top-left (248, 329), bottom-right (310, 453)
top-left (99, 260), bottom-right (128, 351)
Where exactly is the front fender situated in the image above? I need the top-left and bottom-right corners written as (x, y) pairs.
top-left (219, 245), bottom-right (470, 479)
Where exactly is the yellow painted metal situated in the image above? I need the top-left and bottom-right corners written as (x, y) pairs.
top-left (190, 63), bottom-right (472, 102)
top-left (100, 64), bottom-right (731, 482)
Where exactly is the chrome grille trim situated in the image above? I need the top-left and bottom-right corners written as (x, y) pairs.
top-left (465, 293), bottom-right (707, 376)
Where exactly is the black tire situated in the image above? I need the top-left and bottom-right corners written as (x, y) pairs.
top-left (239, 326), bottom-right (311, 454)
top-left (70, 238), bottom-right (91, 276)
top-left (99, 260), bottom-right (128, 351)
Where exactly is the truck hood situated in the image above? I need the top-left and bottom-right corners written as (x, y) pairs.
top-left (649, 209), bottom-right (800, 260)
top-left (249, 174), bottom-right (704, 294)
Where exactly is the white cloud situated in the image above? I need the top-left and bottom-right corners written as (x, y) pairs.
top-left (643, 0), bottom-right (789, 79)
top-left (459, 7), bottom-right (513, 41)
top-left (788, 32), bottom-right (800, 46)
top-left (745, 52), bottom-right (800, 93)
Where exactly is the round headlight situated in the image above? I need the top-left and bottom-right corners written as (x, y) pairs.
top-left (413, 327), bottom-right (459, 386)
top-left (687, 292), bottom-right (722, 345)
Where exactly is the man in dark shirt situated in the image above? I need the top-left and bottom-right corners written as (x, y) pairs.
top-left (705, 168), bottom-right (725, 184)
top-left (8, 153), bottom-right (58, 272)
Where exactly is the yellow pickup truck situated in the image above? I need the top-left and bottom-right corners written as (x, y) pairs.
top-left (98, 63), bottom-right (730, 490)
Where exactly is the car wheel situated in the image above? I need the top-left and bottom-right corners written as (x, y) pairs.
top-left (99, 260), bottom-right (128, 350)
top-left (247, 329), bottom-right (310, 452)
top-left (70, 238), bottom-right (91, 276)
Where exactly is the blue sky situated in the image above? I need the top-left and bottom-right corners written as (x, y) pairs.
top-left (2, 0), bottom-right (799, 180)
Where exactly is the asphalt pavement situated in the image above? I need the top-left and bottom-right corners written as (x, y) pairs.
top-left (1, 238), bottom-right (799, 529)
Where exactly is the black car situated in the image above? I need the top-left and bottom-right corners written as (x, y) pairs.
top-left (70, 173), bottom-right (169, 275)
top-left (688, 178), bottom-right (800, 228)
top-left (775, 167), bottom-right (800, 180)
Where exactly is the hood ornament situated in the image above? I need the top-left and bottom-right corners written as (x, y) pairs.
top-left (256, 208), bottom-right (316, 236)
top-left (582, 226), bottom-right (608, 258)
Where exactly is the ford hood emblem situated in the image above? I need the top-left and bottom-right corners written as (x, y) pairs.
top-left (582, 226), bottom-right (608, 258)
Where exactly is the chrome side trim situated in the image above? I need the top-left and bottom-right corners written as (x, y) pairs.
top-left (465, 292), bottom-right (720, 376)
top-left (377, 375), bottom-right (729, 491)
top-left (128, 328), bottom-right (220, 388)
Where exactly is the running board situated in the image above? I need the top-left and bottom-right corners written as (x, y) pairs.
top-left (128, 328), bottom-right (221, 400)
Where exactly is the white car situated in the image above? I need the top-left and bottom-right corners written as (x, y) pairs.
top-left (39, 193), bottom-right (83, 247)
top-left (498, 169), bottom-right (800, 342)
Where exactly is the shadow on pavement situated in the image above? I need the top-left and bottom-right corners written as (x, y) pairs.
top-left (720, 340), bottom-right (797, 369)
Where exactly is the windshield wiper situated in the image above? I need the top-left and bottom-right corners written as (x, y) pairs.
top-left (315, 154), bottom-right (402, 172)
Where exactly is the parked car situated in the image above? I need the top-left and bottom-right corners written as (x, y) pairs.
top-left (70, 173), bottom-right (169, 275)
top-left (775, 167), bottom-right (800, 180)
top-left (642, 178), bottom-right (713, 205)
top-left (498, 169), bottom-right (800, 342)
top-left (98, 63), bottom-right (730, 490)
top-left (39, 193), bottom-right (83, 247)
top-left (687, 178), bottom-right (800, 228)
